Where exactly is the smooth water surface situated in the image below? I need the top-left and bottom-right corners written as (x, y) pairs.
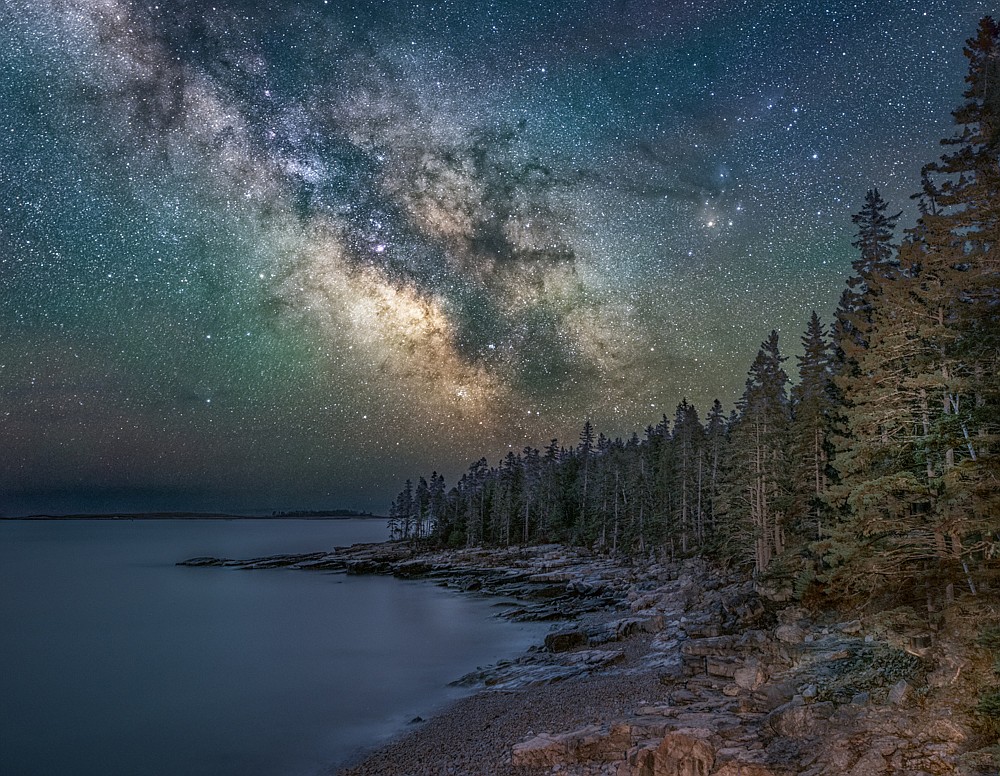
top-left (0, 520), bottom-right (548, 776)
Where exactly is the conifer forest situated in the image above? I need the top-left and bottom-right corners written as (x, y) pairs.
top-left (391, 17), bottom-right (1000, 609)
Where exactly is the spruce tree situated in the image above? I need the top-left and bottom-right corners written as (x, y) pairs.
top-left (577, 420), bottom-right (595, 541)
top-left (791, 312), bottom-right (835, 541)
top-left (825, 257), bottom-right (932, 598)
top-left (622, 431), bottom-right (652, 555)
top-left (672, 399), bottom-right (703, 554)
top-left (911, 15), bottom-right (1000, 596)
top-left (397, 479), bottom-right (415, 539)
top-left (834, 189), bottom-right (902, 371)
top-left (724, 332), bottom-right (792, 574)
top-left (822, 183), bottom-right (931, 599)
top-left (825, 19), bottom-right (999, 602)
top-left (540, 439), bottom-right (561, 541)
top-left (521, 447), bottom-right (540, 544)
top-left (702, 400), bottom-right (728, 552)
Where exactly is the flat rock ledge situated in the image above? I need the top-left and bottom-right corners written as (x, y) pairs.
top-left (178, 543), bottom-right (638, 624)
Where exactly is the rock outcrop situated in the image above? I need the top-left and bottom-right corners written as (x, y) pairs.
top-left (502, 562), bottom-right (985, 776)
top-left (179, 544), bottom-right (994, 775)
top-left (179, 543), bottom-right (635, 623)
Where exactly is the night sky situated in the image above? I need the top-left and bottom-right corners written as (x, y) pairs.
top-left (0, 0), bottom-right (991, 515)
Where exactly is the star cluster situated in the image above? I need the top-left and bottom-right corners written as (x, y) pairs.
top-left (0, 0), bottom-right (990, 514)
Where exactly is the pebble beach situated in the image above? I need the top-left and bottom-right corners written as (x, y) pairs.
top-left (338, 631), bottom-right (666, 776)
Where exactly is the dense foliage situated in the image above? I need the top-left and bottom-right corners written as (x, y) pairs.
top-left (390, 17), bottom-right (1000, 608)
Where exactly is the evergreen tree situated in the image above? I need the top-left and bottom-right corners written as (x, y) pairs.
top-left (672, 399), bottom-right (703, 554)
top-left (647, 415), bottom-right (675, 556)
top-left (908, 15), bottom-right (1000, 595)
top-left (393, 479), bottom-right (415, 539)
top-left (465, 458), bottom-right (488, 546)
top-left (620, 432), bottom-right (649, 555)
top-left (702, 399), bottom-right (729, 551)
top-left (429, 472), bottom-right (446, 538)
top-left (834, 189), bottom-right (902, 371)
top-left (825, 18), bottom-right (999, 602)
top-left (520, 447), bottom-right (540, 544)
top-left (824, 238), bottom-right (933, 598)
top-left (791, 312), bottom-right (835, 541)
top-left (539, 439), bottom-right (562, 541)
top-left (415, 477), bottom-right (430, 539)
top-left (577, 420), bottom-right (595, 542)
top-left (725, 332), bottom-right (792, 574)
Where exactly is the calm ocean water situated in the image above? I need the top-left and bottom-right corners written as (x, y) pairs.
top-left (0, 519), bottom-right (548, 776)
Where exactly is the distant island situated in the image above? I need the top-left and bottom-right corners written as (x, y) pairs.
top-left (270, 509), bottom-right (381, 518)
top-left (5, 510), bottom-right (386, 521)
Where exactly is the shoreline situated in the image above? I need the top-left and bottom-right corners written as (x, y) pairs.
top-left (328, 547), bottom-right (701, 775)
top-left (182, 542), bottom-right (993, 776)
top-left (336, 623), bottom-right (668, 775)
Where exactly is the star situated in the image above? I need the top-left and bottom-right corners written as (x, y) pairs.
top-left (0, 0), bottom-right (991, 513)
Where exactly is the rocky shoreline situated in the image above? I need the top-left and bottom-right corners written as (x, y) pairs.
top-left (179, 544), bottom-right (996, 775)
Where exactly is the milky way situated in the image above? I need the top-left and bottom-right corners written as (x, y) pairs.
top-left (0, 0), bottom-right (991, 514)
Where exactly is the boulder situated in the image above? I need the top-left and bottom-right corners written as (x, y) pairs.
top-left (751, 681), bottom-right (797, 713)
top-left (652, 632), bottom-right (682, 653)
top-left (511, 733), bottom-right (568, 767)
top-left (632, 591), bottom-right (667, 612)
top-left (765, 700), bottom-right (834, 738)
top-left (576, 722), bottom-right (633, 762)
top-left (589, 616), bottom-right (665, 645)
top-left (545, 629), bottom-right (588, 652)
top-left (631, 742), bottom-right (660, 776)
top-left (706, 656), bottom-right (742, 679)
top-left (345, 559), bottom-right (393, 574)
top-left (641, 731), bottom-right (715, 776)
top-left (563, 648), bottom-right (626, 668)
top-left (392, 559), bottom-right (437, 577)
top-left (527, 571), bottom-right (574, 583)
top-left (681, 654), bottom-right (707, 677)
top-left (512, 723), bottom-right (632, 768)
top-left (733, 662), bottom-right (766, 691)
top-left (848, 750), bottom-right (889, 775)
top-left (774, 624), bottom-right (806, 644)
top-left (720, 587), bottom-right (765, 627)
